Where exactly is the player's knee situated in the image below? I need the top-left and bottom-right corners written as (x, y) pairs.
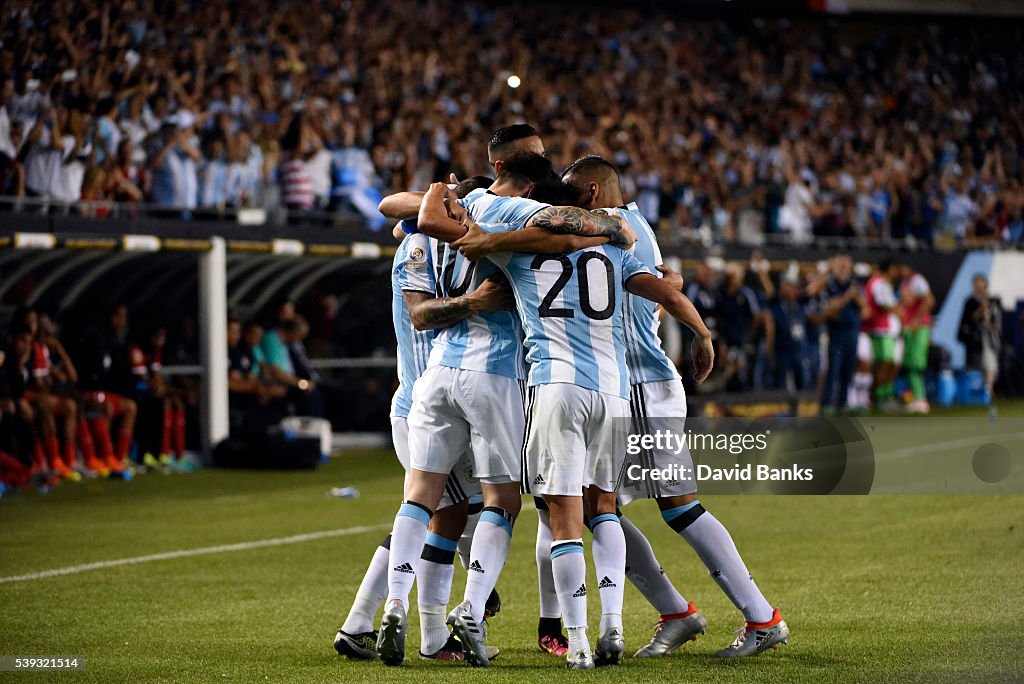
top-left (660, 499), bottom-right (707, 533)
top-left (481, 506), bottom-right (517, 535)
top-left (122, 399), bottom-right (137, 417)
top-left (431, 502), bottom-right (469, 537)
top-left (657, 494), bottom-right (698, 511)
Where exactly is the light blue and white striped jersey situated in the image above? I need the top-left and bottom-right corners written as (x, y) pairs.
top-left (458, 188), bottom-right (550, 227)
top-left (487, 228), bottom-right (653, 399)
top-left (391, 233), bottom-right (436, 418)
top-left (427, 237), bottom-right (526, 380)
top-left (607, 202), bottom-right (681, 385)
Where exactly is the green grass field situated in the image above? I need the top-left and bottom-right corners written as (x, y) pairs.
top-left (2, 411), bottom-right (1023, 683)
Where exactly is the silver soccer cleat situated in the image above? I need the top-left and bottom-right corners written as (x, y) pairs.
top-left (446, 600), bottom-right (490, 668)
top-left (595, 627), bottom-right (625, 666)
top-left (714, 608), bottom-right (789, 658)
top-left (566, 648), bottom-right (596, 670)
top-left (634, 603), bottom-right (708, 658)
top-left (376, 599), bottom-right (407, 666)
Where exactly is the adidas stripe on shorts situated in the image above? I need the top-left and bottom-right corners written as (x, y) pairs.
top-left (521, 382), bottom-right (628, 497)
top-left (617, 379), bottom-right (698, 505)
top-left (391, 415), bottom-right (479, 509)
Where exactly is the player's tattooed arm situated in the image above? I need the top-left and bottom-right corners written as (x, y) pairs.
top-left (452, 221), bottom-right (607, 261)
top-left (527, 207), bottom-right (637, 247)
top-left (404, 277), bottom-right (515, 331)
top-left (405, 291), bottom-right (474, 330)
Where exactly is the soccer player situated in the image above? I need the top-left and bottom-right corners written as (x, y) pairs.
top-left (862, 260), bottom-right (903, 411)
top-left (388, 126), bottom-right (581, 656)
top-left (11, 307), bottom-right (81, 480)
top-left (337, 204), bottom-right (510, 664)
top-left (77, 304), bottom-right (140, 475)
top-left (565, 158), bottom-right (789, 657)
top-left (899, 265), bottom-right (934, 413)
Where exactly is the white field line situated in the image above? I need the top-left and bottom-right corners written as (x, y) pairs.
top-left (0, 523), bottom-right (391, 585)
top-left (873, 431), bottom-right (1024, 462)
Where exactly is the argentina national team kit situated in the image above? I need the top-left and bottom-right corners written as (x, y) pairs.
top-left (607, 203), bottom-right (698, 504)
top-left (391, 231), bottom-right (479, 507)
top-left (482, 219), bottom-right (651, 497)
top-left (404, 191), bottom-right (549, 485)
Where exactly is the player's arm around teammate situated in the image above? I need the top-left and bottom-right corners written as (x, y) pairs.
top-left (404, 277), bottom-right (515, 331)
top-left (625, 274), bottom-right (715, 384)
top-left (416, 181), bottom-right (636, 245)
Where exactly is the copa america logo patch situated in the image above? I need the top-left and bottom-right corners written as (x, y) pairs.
top-left (407, 246), bottom-right (426, 267)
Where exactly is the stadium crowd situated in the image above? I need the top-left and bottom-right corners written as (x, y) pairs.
top-left (676, 253), bottom-right (1018, 412)
top-left (1, 0), bottom-right (1023, 245)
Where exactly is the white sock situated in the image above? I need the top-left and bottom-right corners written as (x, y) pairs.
top-left (458, 497), bottom-right (483, 569)
top-left (621, 514), bottom-right (689, 616)
top-left (850, 372), bottom-right (872, 409)
top-left (551, 539), bottom-right (588, 629)
top-left (463, 507), bottom-right (514, 622)
top-left (385, 502), bottom-right (431, 606)
top-left (536, 507), bottom-right (561, 619)
top-left (341, 536), bottom-right (391, 634)
top-left (418, 532), bottom-right (457, 655)
top-left (664, 501), bottom-right (774, 623)
top-left (590, 513), bottom-right (625, 635)
top-left (566, 626), bottom-right (590, 655)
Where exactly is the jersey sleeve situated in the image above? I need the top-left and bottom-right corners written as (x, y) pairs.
top-left (871, 279), bottom-right (897, 308)
top-left (397, 233), bottom-right (435, 294)
top-left (649, 230), bottom-right (664, 269)
top-left (620, 249), bottom-right (653, 284)
top-left (478, 196), bottom-right (550, 227)
top-left (909, 273), bottom-right (930, 297)
top-left (503, 197), bottom-right (550, 227)
top-left (478, 222), bottom-right (518, 234)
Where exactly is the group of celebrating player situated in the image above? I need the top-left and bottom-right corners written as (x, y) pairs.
top-left (332, 125), bottom-right (789, 670)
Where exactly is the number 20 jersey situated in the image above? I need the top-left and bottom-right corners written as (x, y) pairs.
top-left (486, 231), bottom-right (653, 400)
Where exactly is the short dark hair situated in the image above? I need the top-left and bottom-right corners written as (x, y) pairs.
top-left (497, 152), bottom-right (557, 187)
top-left (878, 259), bottom-right (901, 273)
top-left (488, 124), bottom-right (539, 159)
top-left (454, 176), bottom-right (494, 199)
top-left (529, 180), bottom-right (587, 207)
top-left (562, 155), bottom-right (620, 182)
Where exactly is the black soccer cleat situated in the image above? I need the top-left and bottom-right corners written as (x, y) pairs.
top-left (334, 629), bottom-right (378, 660)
